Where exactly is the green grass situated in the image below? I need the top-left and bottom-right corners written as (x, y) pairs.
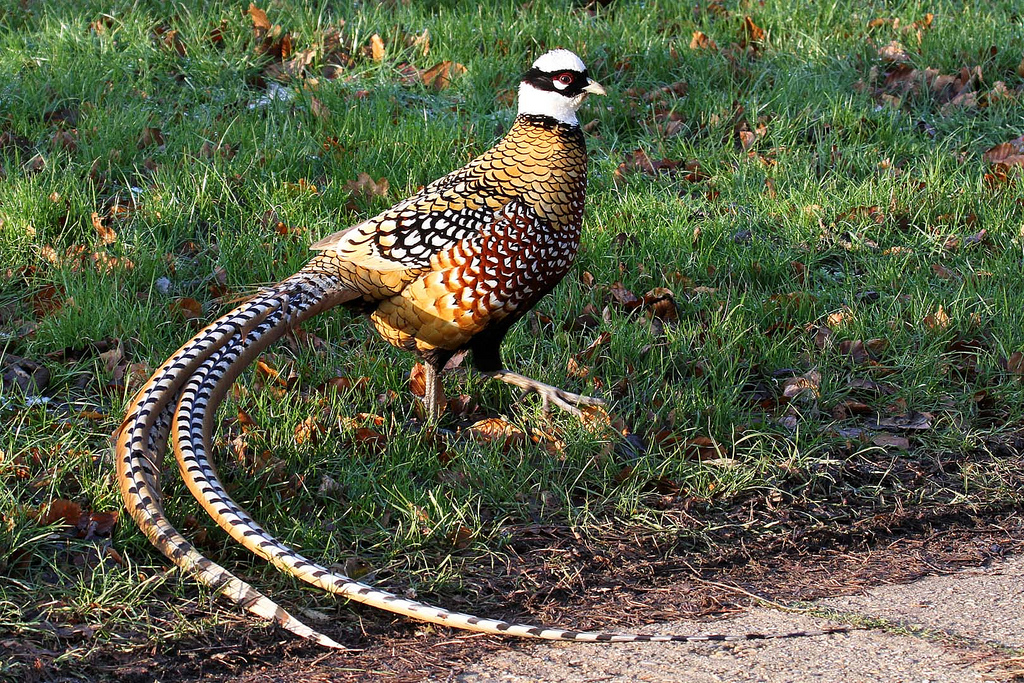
top-left (2, 0), bottom-right (1024, 677)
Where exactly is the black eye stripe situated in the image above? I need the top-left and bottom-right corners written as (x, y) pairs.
top-left (520, 67), bottom-right (590, 95)
top-left (522, 67), bottom-right (589, 81)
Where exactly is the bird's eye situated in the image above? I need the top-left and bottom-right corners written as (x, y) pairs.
top-left (556, 73), bottom-right (574, 85)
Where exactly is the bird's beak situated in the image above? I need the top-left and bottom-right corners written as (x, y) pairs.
top-left (583, 79), bottom-right (606, 96)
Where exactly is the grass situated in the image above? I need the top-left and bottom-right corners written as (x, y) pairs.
top-left (1, 0), bottom-right (1023, 678)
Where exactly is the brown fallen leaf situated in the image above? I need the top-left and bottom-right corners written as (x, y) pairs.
top-left (50, 128), bottom-right (78, 152)
top-left (608, 282), bottom-right (641, 311)
top-left (1, 355), bottom-right (50, 396)
top-left (448, 525), bottom-right (474, 549)
top-left (91, 212), bottom-right (116, 245)
top-left (248, 3), bottom-right (271, 32)
top-left (831, 399), bottom-right (874, 419)
top-left (370, 33), bottom-right (385, 62)
top-left (566, 355), bottom-right (589, 379)
top-left (310, 96), bottom-right (330, 119)
top-left (137, 126), bottom-right (165, 150)
top-left (643, 287), bottom-right (678, 322)
top-left (826, 307), bottom-right (853, 328)
top-left (839, 339), bottom-right (888, 364)
top-left (782, 369), bottom-right (821, 400)
top-left (614, 149), bottom-right (686, 179)
top-left (923, 305), bottom-right (950, 331)
top-left (983, 136), bottom-right (1024, 168)
top-left (31, 283), bottom-right (67, 318)
top-left (318, 376), bottom-right (372, 395)
top-left (169, 297), bottom-right (203, 322)
top-left (741, 16), bottom-right (766, 48)
top-left (576, 331), bottom-right (612, 363)
top-left (685, 436), bottom-right (726, 461)
top-left (152, 24), bottom-right (187, 57)
top-left (867, 410), bottom-right (932, 431)
top-left (878, 40), bottom-right (910, 63)
top-left (839, 205), bottom-right (885, 224)
top-left (409, 362), bottom-right (427, 397)
top-left (872, 433), bottom-right (910, 449)
top-left (690, 31), bottom-right (718, 51)
top-left (345, 172), bottom-right (389, 208)
top-left (1007, 351), bottom-right (1024, 376)
top-left (294, 416), bottom-right (327, 445)
top-left (22, 153), bottom-right (46, 174)
top-left (236, 408), bottom-right (259, 433)
top-left (421, 61), bottom-right (467, 91)
top-left (38, 498), bottom-right (82, 526)
top-left (467, 417), bottom-right (526, 449)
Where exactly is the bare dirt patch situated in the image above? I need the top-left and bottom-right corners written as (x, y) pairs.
top-left (7, 434), bottom-right (1023, 682)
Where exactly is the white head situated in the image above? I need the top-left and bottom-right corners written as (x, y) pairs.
top-left (517, 49), bottom-right (606, 126)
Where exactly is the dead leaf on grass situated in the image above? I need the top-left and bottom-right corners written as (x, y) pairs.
top-left (420, 61), bottom-right (467, 91)
top-left (345, 172), bottom-right (389, 208)
top-left (467, 417), bottom-right (526, 449)
top-left (872, 433), bottom-right (910, 449)
top-left (878, 40), bottom-right (911, 63)
top-left (931, 263), bottom-right (958, 279)
top-left (1006, 351), bottom-right (1024, 376)
top-left (294, 416), bottom-right (327, 445)
top-left (248, 3), bottom-right (271, 32)
top-left (36, 499), bottom-right (119, 539)
top-left (831, 399), bottom-right (874, 419)
top-left (448, 525), bottom-right (473, 549)
top-left (50, 128), bottom-right (78, 152)
top-left (169, 297), bottom-right (203, 322)
top-left (690, 31), bottom-right (718, 51)
top-left (867, 410), bottom-right (932, 431)
top-left (409, 362), bottom-right (427, 397)
top-left (31, 284), bottom-right (67, 318)
top-left (685, 436), bottom-right (726, 461)
top-left (643, 287), bottom-right (678, 322)
top-left (983, 136), bottom-right (1024, 169)
top-left (741, 16), bottom-right (766, 48)
top-left (608, 282), bottom-right (641, 311)
top-left (923, 305), bottom-right (950, 331)
top-left (614, 149), bottom-right (689, 179)
top-left (137, 126), bottom-right (165, 150)
top-left (839, 339), bottom-right (888, 364)
top-left (370, 33), bottom-right (385, 62)
top-left (152, 24), bottom-right (187, 57)
top-left (91, 212), bottom-right (116, 245)
top-left (782, 369), bottom-right (821, 400)
top-left (22, 153), bottom-right (45, 174)
top-left (1, 355), bottom-right (50, 396)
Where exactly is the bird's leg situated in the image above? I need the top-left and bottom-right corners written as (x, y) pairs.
top-left (419, 351), bottom-right (452, 423)
top-left (482, 369), bottom-right (604, 417)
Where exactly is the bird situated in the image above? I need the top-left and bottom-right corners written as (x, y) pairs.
top-left (115, 49), bottom-right (847, 649)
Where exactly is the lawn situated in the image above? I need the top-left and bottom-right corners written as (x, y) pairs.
top-left (2, 0), bottom-right (1023, 679)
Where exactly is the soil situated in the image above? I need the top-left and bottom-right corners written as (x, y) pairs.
top-left (5, 433), bottom-right (1023, 682)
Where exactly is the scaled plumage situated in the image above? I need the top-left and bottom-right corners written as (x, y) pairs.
top-left (115, 50), bottom-right (847, 648)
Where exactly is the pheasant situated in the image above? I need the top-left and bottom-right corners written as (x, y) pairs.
top-left (115, 50), bottom-right (847, 648)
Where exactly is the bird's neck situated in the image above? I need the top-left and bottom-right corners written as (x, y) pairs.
top-left (517, 82), bottom-right (583, 126)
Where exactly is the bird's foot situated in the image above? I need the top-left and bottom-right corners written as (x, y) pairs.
top-left (483, 370), bottom-right (604, 417)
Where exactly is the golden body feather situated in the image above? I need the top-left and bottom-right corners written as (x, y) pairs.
top-left (307, 115), bottom-right (587, 361)
top-left (114, 49), bottom-right (847, 648)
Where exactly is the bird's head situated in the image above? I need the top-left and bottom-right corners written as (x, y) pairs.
top-left (517, 49), bottom-right (606, 126)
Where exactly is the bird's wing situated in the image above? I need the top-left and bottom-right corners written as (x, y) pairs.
top-left (310, 165), bottom-right (517, 272)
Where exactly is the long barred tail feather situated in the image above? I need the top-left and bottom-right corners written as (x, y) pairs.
top-left (118, 267), bottom-right (849, 646)
top-left (156, 272), bottom-right (849, 644)
top-left (115, 271), bottom-right (357, 648)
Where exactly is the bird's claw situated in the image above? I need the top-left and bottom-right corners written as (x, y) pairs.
top-left (487, 370), bottom-right (604, 418)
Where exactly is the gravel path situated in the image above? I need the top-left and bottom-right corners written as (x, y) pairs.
top-left (451, 555), bottom-right (1024, 682)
